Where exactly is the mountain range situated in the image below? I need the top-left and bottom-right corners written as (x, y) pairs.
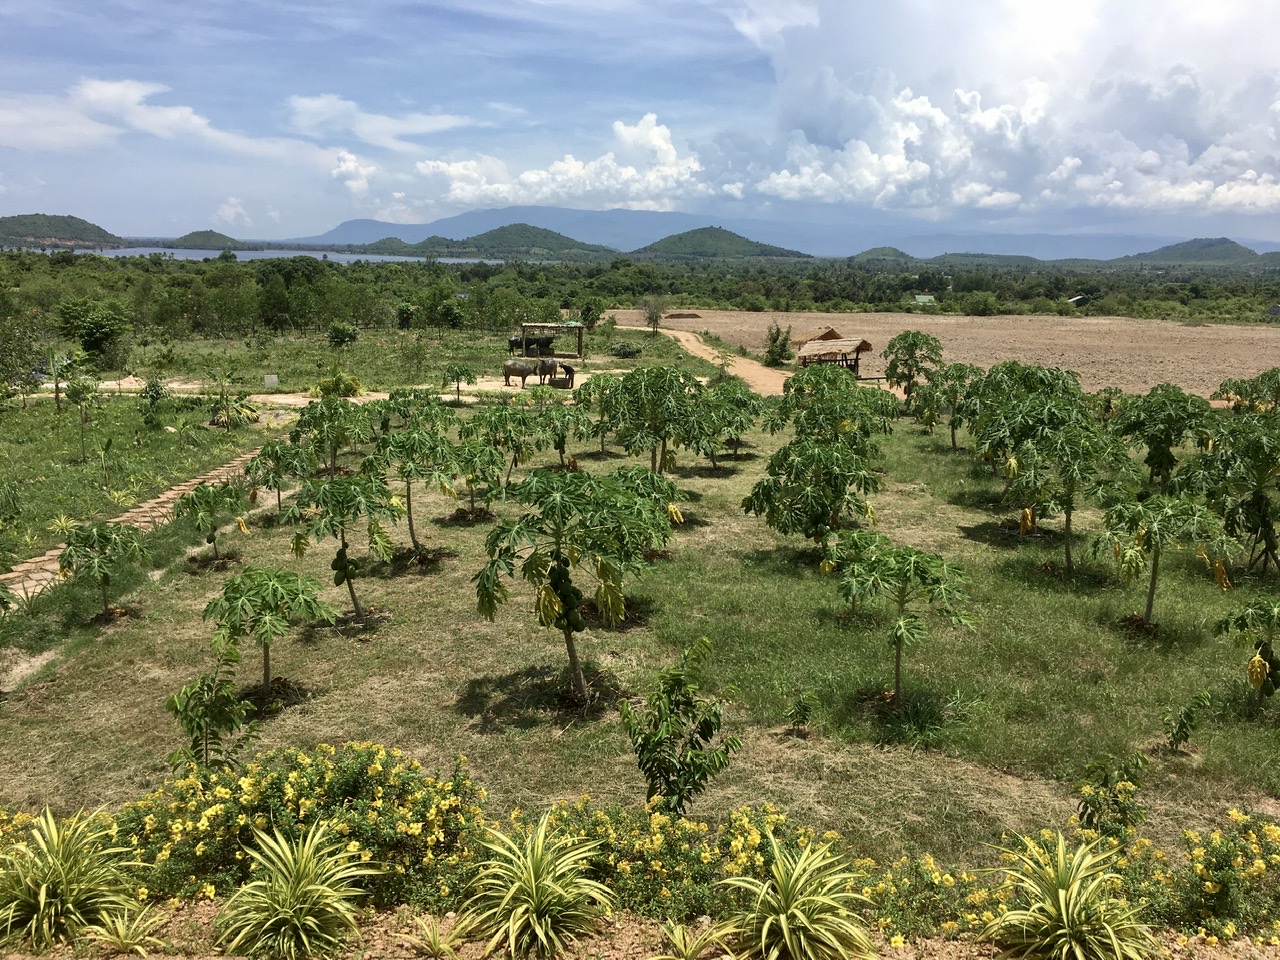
top-left (289, 205), bottom-right (1280, 260)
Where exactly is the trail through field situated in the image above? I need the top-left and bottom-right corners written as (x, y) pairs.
top-left (621, 325), bottom-right (792, 395)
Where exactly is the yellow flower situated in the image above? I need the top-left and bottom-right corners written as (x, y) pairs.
top-left (890, 934), bottom-right (905, 949)
top-left (201, 883), bottom-right (217, 900)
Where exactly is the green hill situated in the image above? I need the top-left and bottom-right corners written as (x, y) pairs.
top-left (172, 230), bottom-right (243, 249)
top-left (1122, 237), bottom-right (1259, 265)
top-left (850, 246), bottom-right (917, 265)
top-left (633, 226), bottom-right (809, 259)
top-left (364, 224), bottom-right (614, 259)
top-left (0, 213), bottom-right (122, 247)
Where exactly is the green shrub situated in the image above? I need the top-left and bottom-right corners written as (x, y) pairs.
top-left (116, 742), bottom-right (485, 907)
top-left (0, 808), bottom-right (141, 952)
top-left (716, 832), bottom-right (875, 960)
top-left (462, 812), bottom-right (613, 960)
top-left (215, 821), bottom-right (379, 960)
top-left (981, 832), bottom-right (1157, 960)
top-left (327, 321), bottom-right (359, 348)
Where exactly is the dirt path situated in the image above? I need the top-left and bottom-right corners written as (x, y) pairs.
top-left (637, 326), bottom-right (792, 395)
top-left (0, 447), bottom-right (263, 692)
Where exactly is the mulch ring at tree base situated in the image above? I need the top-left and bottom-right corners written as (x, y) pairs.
top-left (241, 675), bottom-right (315, 717)
top-left (1119, 612), bottom-right (1160, 637)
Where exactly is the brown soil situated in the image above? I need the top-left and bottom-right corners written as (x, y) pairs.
top-left (611, 308), bottom-right (1280, 397)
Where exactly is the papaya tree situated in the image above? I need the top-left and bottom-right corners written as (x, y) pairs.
top-left (573, 373), bottom-right (623, 455)
top-left (688, 378), bottom-right (764, 467)
top-left (1095, 494), bottom-right (1226, 628)
top-left (460, 403), bottom-right (548, 484)
top-left (372, 425), bottom-right (457, 553)
top-left (58, 520), bottom-right (150, 618)
top-left (172, 480), bottom-right (250, 561)
top-left (440, 362), bottom-right (477, 401)
top-left (823, 538), bottom-right (971, 705)
top-left (475, 468), bottom-right (673, 703)
top-left (1112, 383), bottom-right (1212, 489)
top-left (614, 365), bottom-right (703, 473)
top-left (743, 437), bottom-right (881, 543)
top-left (534, 398), bottom-right (593, 468)
top-left (915, 362), bottom-right (982, 450)
top-left (64, 369), bottom-right (100, 462)
top-left (244, 440), bottom-right (315, 515)
top-left (453, 437), bottom-right (505, 516)
top-left (1173, 413), bottom-right (1280, 576)
top-left (286, 472), bottom-right (404, 621)
top-left (203, 567), bottom-right (336, 697)
top-left (291, 396), bottom-right (368, 476)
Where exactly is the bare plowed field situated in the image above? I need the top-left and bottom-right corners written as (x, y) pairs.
top-left (610, 309), bottom-right (1280, 396)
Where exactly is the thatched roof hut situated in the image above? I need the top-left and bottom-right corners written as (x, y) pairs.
top-left (796, 337), bottom-right (873, 369)
top-left (792, 325), bottom-right (845, 349)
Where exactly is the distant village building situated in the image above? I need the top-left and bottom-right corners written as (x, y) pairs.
top-left (914, 294), bottom-right (937, 306)
top-left (1068, 295), bottom-right (1090, 308)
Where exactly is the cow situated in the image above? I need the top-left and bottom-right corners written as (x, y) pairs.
top-left (559, 363), bottom-right (575, 389)
top-left (536, 358), bottom-right (558, 385)
top-left (503, 360), bottom-right (537, 388)
top-left (507, 335), bottom-right (556, 356)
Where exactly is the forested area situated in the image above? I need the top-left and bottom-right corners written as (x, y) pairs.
top-left (3, 247), bottom-right (1280, 392)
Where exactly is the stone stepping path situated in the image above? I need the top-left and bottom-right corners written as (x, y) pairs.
top-left (0, 447), bottom-right (262, 603)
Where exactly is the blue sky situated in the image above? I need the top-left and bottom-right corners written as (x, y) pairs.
top-left (3, 0), bottom-right (1280, 241)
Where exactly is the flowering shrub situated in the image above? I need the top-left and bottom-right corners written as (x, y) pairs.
top-left (539, 798), bottom-right (810, 919)
top-left (114, 742), bottom-right (485, 907)
top-left (858, 852), bottom-right (986, 939)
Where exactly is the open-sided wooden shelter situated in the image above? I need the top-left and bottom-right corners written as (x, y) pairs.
top-left (517, 322), bottom-right (585, 358)
top-left (796, 336), bottom-right (873, 376)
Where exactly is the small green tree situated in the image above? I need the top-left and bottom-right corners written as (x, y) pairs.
top-left (203, 567), bottom-right (337, 697)
top-left (172, 480), bottom-right (249, 561)
top-left (287, 473), bottom-right (404, 621)
top-left (1096, 494), bottom-right (1225, 627)
top-left (58, 521), bottom-right (150, 618)
top-left (441, 362), bottom-right (477, 401)
top-left (475, 469), bottom-right (672, 702)
top-left (165, 637), bottom-right (259, 770)
top-left (743, 438), bottom-right (881, 542)
top-left (824, 538), bottom-right (971, 705)
top-left (64, 369), bottom-right (100, 462)
top-left (1113, 383), bottom-right (1212, 489)
top-left (881, 330), bottom-right (943, 404)
top-left (373, 425), bottom-right (457, 553)
top-left (244, 440), bottom-right (315, 515)
top-left (762, 322), bottom-right (793, 367)
top-left (291, 397), bottom-right (368, 476)
top-left (643, 295), bottom-right (666, 335)
top-left (453, 438), bottom-right (505, 515)
top-left (619, 638), bottom-right (741, 814)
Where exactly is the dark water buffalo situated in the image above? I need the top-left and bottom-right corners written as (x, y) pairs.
top-left (536, 358), bottom-right (558, 385)
top-left (507, 335), bottom-right (556, 356)
top-left (503, 360), bottom-right (537, 387)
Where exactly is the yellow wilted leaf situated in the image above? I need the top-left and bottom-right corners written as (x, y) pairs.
top-left (1249, 654), bottom-right (1269, 691)
top-left (1004, 456), bottom-right (1020, 479)
top-left (666, 502), bottom-right (684, 524)
top-left (236, 516), bottom-right (250, 536)
top-left (1019, 508), bottom-right (1033, 537)
top-left (819, 559), bottom-right (835, 575)
top-left (1214, 558), bottom-right (1233, 592)
top-left (536, 584), bottom-right (563, 627)
top-left (864, 503), bottom-right (877, 524)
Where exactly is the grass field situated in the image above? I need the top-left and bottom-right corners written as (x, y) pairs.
top-left (1, 384), bottom-right (1273, 870)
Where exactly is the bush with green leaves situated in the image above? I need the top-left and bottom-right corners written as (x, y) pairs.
top-left (610, 341), bottom-right (642, 359)
top-left (619, 638), bottom-right (741, 814)
top-left (327, 321), bottom-right (360, 348)
top-left (981, 832), bottom-right (1158, 960)
top-left (763, 321), bottom-right (793, 367)
top-left (462, 812), bottom-right (614, 960)
top-left (215, 821), bottom-right (380, 960)
top-left (116, 742), bottom-right (485, 906)
top-left (165, 636), bottom-right (259, 770)
top-left (715, 832), bottom-right (875, 960)
top-left (0, 808), bottom-right (143, 952)
top-left (57, 520), bottom-right (150, 619)
top-left (172, 479), bottom-right (249, 561)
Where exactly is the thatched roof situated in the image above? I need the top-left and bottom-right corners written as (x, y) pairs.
top-left (796, 337), bottom-right (872, 360)
top-left (792, 325), bottom-right (845, 348)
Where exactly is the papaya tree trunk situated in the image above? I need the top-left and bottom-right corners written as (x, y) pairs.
top-left (100, 577), bottom-right (111, 618)
top-left (1143, 547), bottom-right (1161, 625)
top-left (563, 623), bottom-right (588, 703)
top-left (893, 636), bottom-right (903, 705)
top-left (405, 480), bottom-right (420, 552)
top-left (1063, 506), bottom-right (1074, 575)
top-left (262, 643), bottom-right (272, 697)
